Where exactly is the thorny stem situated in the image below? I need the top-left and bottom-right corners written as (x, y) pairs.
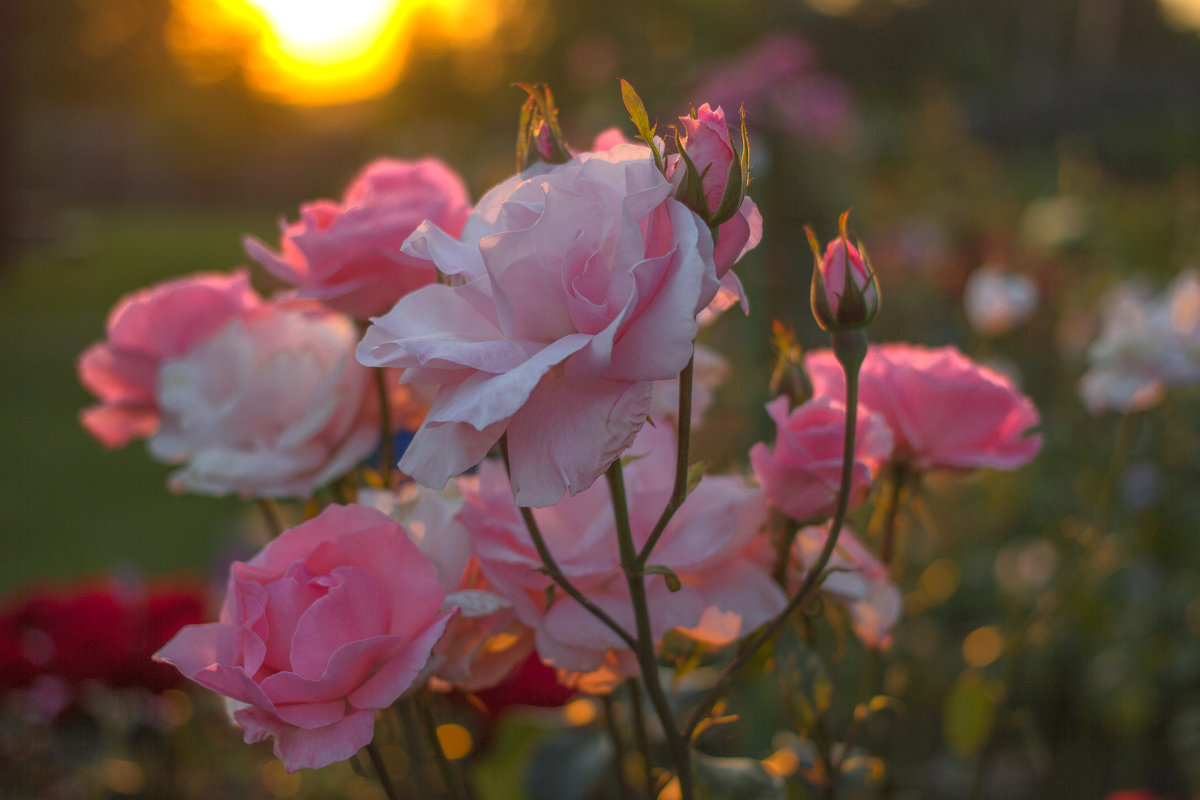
top-left (499, 435), bottom-right (637, 651)
top-left (607, 461), bottom-right (693, 800)
top-left (373, 367), bottom-right (394, 488)
top-left (683, 333), bottom-right (865, 743)
top-left (967, 412), bottom-right (1139, 798)
top-left (636, 356), bottom-right (694, 568)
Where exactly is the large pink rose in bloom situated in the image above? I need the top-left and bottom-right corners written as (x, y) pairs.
top-left (245, 159), bottom-right (472, 319)
top-left (77, 271), bottom-right (262, 448)
top-left (358, 145), bottom-right (720, 507)
top-left (749, 395), bottom-right (893, 523)
top-left (806, 344), bottom-right (1042, 471)
top-left (149, 300), bottom-right (379, 498)
top-left (459, 422), bottom-right (786, 689)
top-left (154, 504), bottom-right (455, 772)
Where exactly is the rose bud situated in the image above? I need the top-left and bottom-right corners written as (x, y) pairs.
top-left (671, 103), bottom-right (747, 227)
top-left (808, 210), bottom-right (879, 331)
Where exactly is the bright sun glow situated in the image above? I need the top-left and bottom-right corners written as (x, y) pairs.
top-left (246, 0), bottom-right (399, 66)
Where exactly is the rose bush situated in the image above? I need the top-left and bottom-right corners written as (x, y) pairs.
top-left (245, 158), bottom-right (472, 319)
top-left (154, 504), bottom-right (455, 772)
top-left (358, 144), bottom-right (720, 506)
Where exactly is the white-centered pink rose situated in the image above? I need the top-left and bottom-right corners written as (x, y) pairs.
top-left (149, 300), bottom-right (379, 498)
top-left (806, 343), bottom-right (1042, 471)
top-left (245, 159), bottom-right (472, 319)
top-left (357, 145), bottom-right (721, 507)
top-left (154, 504), bottom-right (455, 772)
top-left (458, 422), bottom-right (786, 689)
top-left (78, 271), bottom-right (262, 448)
top-left (749, 395), bottom-right (893, 523)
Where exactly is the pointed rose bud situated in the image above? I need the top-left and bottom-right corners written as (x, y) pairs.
top-left (672, 103), bottom-right (747, 226)
top-left (808, 211), bottom-right (879, 331)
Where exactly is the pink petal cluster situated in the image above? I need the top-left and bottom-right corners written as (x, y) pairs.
top-left (458, 422), bottom-right (786, 689)
top-left (149, 301), bottom-right (379, 498)
top-left (358, 484), bottom-right (534, 692)
top-left (77, 271), bottom-right (262, 448)
top-left (1079, 270), bottom-right (1200, 415)
top-left (153, 504), bottom-right (455, 772)
top-left (805, 344), bottom-right (1042, 471)
top-left (673, 104), bottom-right (738, 221)
top-left (245, 159), bottom-right (472, 319)
top-left (358, 145), bottom-right (721, 507)
top-left (749, 395), bottom-right (893, 523)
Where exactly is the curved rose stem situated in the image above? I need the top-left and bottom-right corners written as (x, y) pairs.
top-left (499, 435), bottom-right (638, 651)
top-left (601, 693), bottom-right (634, 800)
top-left (416, 693), bottom-right (470, 800)
top-left (373, 368), bottom-right (394, 488)
top-left (365, 741), bottom-right (401, 800)
top-left (967, 411), bottom-right (1139, 799)
top-left (607, 460), bottom-right (694, 800)
top-left (636, 355), bottom-right (694, 568)
top-left (256, 498), bottom-right (285, 538)
top-left (626, 679), bottom-right (657, 798)
top-left (682, 331), bottom-right (867, 744)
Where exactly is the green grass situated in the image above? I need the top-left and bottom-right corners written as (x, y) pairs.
top-left (0, 207), bottom-right (278, 595)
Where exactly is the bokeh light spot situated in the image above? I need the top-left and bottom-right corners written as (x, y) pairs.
top-left (962, 625), bottom-right (1005, 668)
top-left (436, 723), bottom-right (473, 760)
top-left (262, 758), bottom-right (302, 797)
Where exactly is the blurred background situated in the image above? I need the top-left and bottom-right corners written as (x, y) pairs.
top-left (4, 0), bottom-right (1200, 798)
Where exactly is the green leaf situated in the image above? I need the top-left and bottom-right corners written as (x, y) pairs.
top-left (693, 751), bottom-right (785, 800)
top-left (943, 672), bottom-right (999, 757)
top-left (685, 459), bottom-right (710, 496)
top-left (620, 78), bottom-right (651, 142)
top-left (644, 565), bottom-right (682, 592)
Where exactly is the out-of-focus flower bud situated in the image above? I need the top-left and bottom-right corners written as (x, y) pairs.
top-left (671, 103), bottom-right (749, 227)
top-left (808, 211), bottom-right (880, 332)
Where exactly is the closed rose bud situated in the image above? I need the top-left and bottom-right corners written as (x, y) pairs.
top-left (672, 103), bottom-right (745, 226)
top-left (808, 211), bottom-right (879, 331)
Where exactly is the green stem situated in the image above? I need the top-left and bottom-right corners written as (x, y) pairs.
top-left (636, 356), bottom-right (694, 568)
top-left (626, 679), bottom-right (656, 799)
top-left (417, 694), bottom-right (469, 800)
top-left (601, 693), bottom-right (634, 800)
top-left (877, 463), bottom-right (908, 567)
top-left (365, 741), bottom-right (401, 800)
top-left (607, 461), bottom-right (693, 800)
top-left (683, 335), bottom-right (865, 742)
top-left (499, 435), bottom-right (637, 651)
top-left (374, 367), bottom-right (394, 488)
top-left (397, 699), bottom-right (436, 798)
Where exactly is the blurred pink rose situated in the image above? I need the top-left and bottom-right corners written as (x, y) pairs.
top-left (459, 422), bottom-right (785, 688)
top-left (809, 216), bottom-right (878, 331)
top-left (154, 504), bottom-right (455, 772)
top-left (786, 526), bottom-right (900, 648)
top-left (149, 300), bottom-right (379, 498)
top-left (245, 159), bottom-right (472, 319)
top-left (358, 484), bottom-right (534, 692)
top-left (806, 344), bottom-right (1042, 471)
top-left (749, 395), bottom-right (893, 523)
top-left (78, 271), bottom-right (262, 448)
top-left (357, 145), bottom-right (720, 507)
top-left (962, 264), bottom-right (1038, 336)
top-left (1079, 271), bottom-right (1200, 415)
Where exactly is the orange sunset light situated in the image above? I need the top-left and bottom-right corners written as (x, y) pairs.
top-left (168, 0), bottom-right (474, 105)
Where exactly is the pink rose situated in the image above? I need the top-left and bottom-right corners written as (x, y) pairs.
top-left (154, 504), bottom-right (455, 772)
top-left (749, 395), bottom-right (893, 523)
top-left (806, 343), bottom-right (1042, 471)
top-left (673, 104), bottom-right (741, 224)
top-left (149, 300), bottom-right (379, 498)
top-left (357, 145), bottom-right (720, 507)
top-left (459, 422), bottom-right (786, 689)
top-left (807, 213), bottom-right (879, 331)
top-left (781, 526), bottom-right (900, 649)
top-left (78, 271), bottom-right (262, 448)
top-left (245, 159), bottom-right (472, 319)
top-left (357, 484), bottom-right (534, 692)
